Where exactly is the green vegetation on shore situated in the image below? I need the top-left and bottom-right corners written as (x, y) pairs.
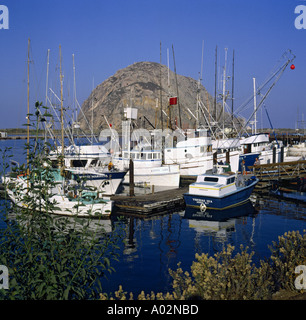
top-left (100, 230), bottom-right (306, 300)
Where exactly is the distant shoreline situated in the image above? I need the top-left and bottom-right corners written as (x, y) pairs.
top-left (0, 127), bottom-right (304, 133)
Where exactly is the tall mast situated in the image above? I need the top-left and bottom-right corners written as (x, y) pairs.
top-left (159, 41), bottom-right (163, 131)
top-left (44, 48), bottom-right (50, 142)
top-left (172, 44), bottom-right (181, 128)
top-left (231, 49), bottom-right (235, 132)
top-left (222, 48), bottom-right (228, 139)
top-left (72, 53), bottom-right (77, 123)
top-left (59, 45), bottom-right (64, 162)
top-left (197, 40), bottom-right (204, 128)
top-left (214, 45), bottom-right (218, 130)
top-left (27, 38), bottom-right (30, 181)
top-left (45, 49), bottom-right (50, 107)
top-left (167, 48), bottom-right (170, 129)
top-left (91, 77), bottom-right (94, 144)
top-left (253, 77), bottom-right (257, 134)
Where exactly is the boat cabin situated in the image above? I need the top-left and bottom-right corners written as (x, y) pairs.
top-left (189, 173), bottom-right (237, 198)
top-left (240, 133), bottom-right (270, 154)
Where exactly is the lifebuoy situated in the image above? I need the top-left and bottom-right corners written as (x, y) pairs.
top-left (200, 202), bottom-right (207, 212)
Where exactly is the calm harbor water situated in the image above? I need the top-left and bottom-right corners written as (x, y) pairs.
top-left (1, 139), bottom-right (306, 297)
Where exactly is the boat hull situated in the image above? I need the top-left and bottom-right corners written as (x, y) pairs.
top-left (3, 176), bottom-right (113, 218)
top-left (184, 179), bottom-right (258, 210)
top-left (69, 170), bottom-right (126, 195)
top-left (123, 165), bottom-right (180, 188)
top-left (239, 153), bottom-right (260, 171)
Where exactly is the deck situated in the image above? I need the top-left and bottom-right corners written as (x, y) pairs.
top-left (111, 186), bottom-right (188, 216)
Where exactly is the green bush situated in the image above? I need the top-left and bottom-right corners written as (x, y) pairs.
top-left (101, 230), bottom-right (306, 300)
top-left (0, 103), bottom-right (123, 300)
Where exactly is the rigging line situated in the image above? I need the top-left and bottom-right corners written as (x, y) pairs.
top-left (235, 55), bottom-right (293, 115)
top-left (236, 59), bottom-right (290, 139)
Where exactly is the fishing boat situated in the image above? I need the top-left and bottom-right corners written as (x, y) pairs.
top-left (2, 172), bottom-right (112, 217)
top-left (112, 108), bottom-right (180, 189)
top-left (164, 129), bottom-right (240, 176)
top-left (49, 145), bottom-right (127, 196)
top-left (113, 149), bottom-right (180, 188)
top-left (183, 165), bottom-right (258, 211)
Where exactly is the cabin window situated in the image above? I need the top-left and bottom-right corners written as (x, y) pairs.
top-left (204, 177), bottom-right (219, 182)
top-left (51, 160), bottom-right (59, 168)
top-left (71, 160), bottom-right (87, 167)
top-left (148, 153), bottom-right (152, 160)
top-left (141, 153), bottom-right (146, 160)
top-left (153, 153), bottom-right (157, 159)
top-left (227, 177), bottom-right (235, 184)
top-left (136, 154), bottom-right (140, 159)
top-left (200, 146), bottom-right (205, 153)
top-left (91, 159), bottom-right (98, 166)
top-left (173, 136), bottom-right (177, 148)
top-left (131, 153), bottom-right (135, 159)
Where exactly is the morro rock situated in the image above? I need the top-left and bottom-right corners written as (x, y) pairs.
top-left (78, 61), bottom-right (228, 132)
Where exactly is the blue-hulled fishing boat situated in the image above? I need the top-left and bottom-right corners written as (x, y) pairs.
top-left (183, 166), bottom-right (258, 211)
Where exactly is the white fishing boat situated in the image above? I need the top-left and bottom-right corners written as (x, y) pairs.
top-left (2, 172), bottom-right (112, 217)
top-left (112, 107), bottom-right (180, 189)
top-left (113, 149), bottom-right (180, 188)
top-left (49, 145), bottom-right (126, 195)
top-left (164, 129), bottom-right (240, 176)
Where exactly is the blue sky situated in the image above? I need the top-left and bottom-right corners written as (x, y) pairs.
top-left (0, 0), bottom-right (305, 129)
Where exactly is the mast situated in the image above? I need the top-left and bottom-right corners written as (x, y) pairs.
top-left (159, 41), bottom-right (163, 131)
top-left (72, 53), bottom-right (77, 125)
top-left (44, 48), bottom-right (50, 142)
top-left (167, 48), bottom-right (170, 129)
top-left (253, 77), bottom-right (257, 134)
top-left (172, 44), bottom-right (182, 128)
top-left (59, 45), bottom-right (64, 163)
top-left (214, 45), bottom-right (218, 131)
top-left (196, 40), bottom-right (204, 128)
top-left (91, 77), bottom-right (94, 144)
top-left (231, 49), bottom-right (235, 133)
top-left (45, 49), bottom-right (50, 107)
top-left (27, 38), bottom-right (30, 182)
top-left (222, 48), bottom-right (228, 139)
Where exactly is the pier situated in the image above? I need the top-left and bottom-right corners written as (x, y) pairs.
top-left (111, 186), bottom-right (188, 217)
top-left (249, 160), bottom-right (306, 189)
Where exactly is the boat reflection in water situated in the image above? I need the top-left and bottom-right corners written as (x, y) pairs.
top-left (183, 200), bottom-right (256, 241)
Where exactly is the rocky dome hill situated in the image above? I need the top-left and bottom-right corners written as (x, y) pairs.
top-left (78, 61), bottom-right (230, 132)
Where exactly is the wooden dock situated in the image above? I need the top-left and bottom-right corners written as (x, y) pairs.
top-left (249, 160), bottom-right (306, 189)
top-left (111, 186), bottom-right (188, 216)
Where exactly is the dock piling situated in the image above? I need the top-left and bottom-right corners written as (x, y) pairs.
top-left (129, 159), bottom-right (135, 197)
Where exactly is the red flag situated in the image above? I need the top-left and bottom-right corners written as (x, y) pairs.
top-left (169, 97), bottom-right (177, 105)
